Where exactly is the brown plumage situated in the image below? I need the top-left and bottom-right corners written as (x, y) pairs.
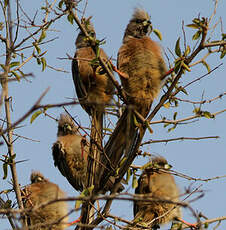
top-left (71, 17), bottom-right (114, 190)
top-left (23, 171), bottom-right (68, 230)
top-left (52, 113), bottom-right (88, 192)
top-left (133, 157), bottom-right (181, 228)
top-left (99, 9), bottom-right (167, 188)
top-left (71, 17), bottom-right (114, 116)
top-left (118, 8), bottom-right (167, 117)
top-left (52, 113), bottom-right (123, 193)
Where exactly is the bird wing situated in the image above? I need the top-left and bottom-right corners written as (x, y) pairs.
top-left (71, 51), bottom-right (90, 114)
top-left (52, 140), bottom-right (68, 178)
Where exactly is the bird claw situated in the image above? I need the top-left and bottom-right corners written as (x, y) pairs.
top-left (109, 60), bottom-right (129, 79)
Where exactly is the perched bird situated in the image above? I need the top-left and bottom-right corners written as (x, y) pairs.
top-left (52, 113), bottom-right (88, 192)
top-left (52, 113), bottom-right (123, 193)
top-left (71, 17), bottom-right (114, 189)
top-left (71, 17), bottom-right (114, 117)
top-left (99, 8), bottom-right (167, 188)
top-left (133, 157), bottom-right (181, 228)
top-left (23, 171), bottom-right (68, 230)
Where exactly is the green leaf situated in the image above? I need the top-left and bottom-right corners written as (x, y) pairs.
top-left (182, 61), bottom-right (191, 72)
top-left (75, 193), bottom-right (85, 210)
top-left (125, 169), bottom-right (131, 184)
top-left (0, 22), bottom-right (4, 31)
top-left (4, 0), bottom-right (8, 7)
top-left (222, 33), bottom-right (226, 40)
top-left (36, 58), bottom-right (41, 65)
top-left (180, 87), bottom-right (188, 95)
top-left (174, 59), bottom-right (182, 73)
top-left (153, 29), bottom-right (162, 40)
top-left (168, 125), bottom-right (176, 132)
top-left (9, 61), bottom-right (20, 68)
top-left (186, 24), bottom-right (200, 29)
top-left (41, 57), bottom-right (47, 71)
top-left (204, 222), bottom-right (209, 228)
top-left (175, 38), bottom-right (181, 57)
top-left (11, 70), bottom-right (21, 82)
top-left (132, 174), bottom-right (138, 189)
top-left (193, 107), bottom-right (200, 115)
top-left (38, 29), bottom-right (46, 43)
top-left (220, 48), bottom-right (226, 59)
top-left (30, 110), bottom-right (42, 124)
top-left (33, 42), bottom-right (41, 54)
top-left (173, 112), bottom-right (177, 120)
top-left (67, 13), bottom-right (74, 25)
top-left (163, 123), bottom-right (170, 128)
top-left (184, 45), bottom-right (191, 56)
top-left (203, 111), bottom-right (213, 119)
top-left (3, 163), bottom-right (8, 179)
top-left (192, 30), bottom-right (201, 40)
top-left (58, 0), bottom-right (63, 9)
top-left (202, 61), bottom-right (211, 73)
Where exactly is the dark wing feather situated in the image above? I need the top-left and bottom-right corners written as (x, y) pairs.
top-left (71, 53), bottom-right (90, 114)
top-left (52, 140), bottom-right (86, 192)
top-left (52, 141), bottom-right (68, 178)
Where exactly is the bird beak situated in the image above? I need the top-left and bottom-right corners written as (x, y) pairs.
top-left (143, 20), bottom-right (152, 35)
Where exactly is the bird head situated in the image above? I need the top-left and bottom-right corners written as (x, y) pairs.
top-left (123, 8), bottom-right (152, 42)
top-left (30, 171), bottom-right (48, 183)
top-left (75, 16), bottom-right (96, 48)
top-left (57, 114), bottom-right (78, 136)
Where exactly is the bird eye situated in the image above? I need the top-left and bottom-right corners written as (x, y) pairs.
top-left (136, 19), bottom-right (143, 23)
top-left (64, 123), bottom-right (72, 131)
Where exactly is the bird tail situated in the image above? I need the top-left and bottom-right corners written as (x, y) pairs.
top-left (98, 108), bottom-right (139, 192)
top-left (87, 109), bottom-right (103, 189)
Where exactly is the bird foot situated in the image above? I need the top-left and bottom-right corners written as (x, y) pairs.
top-left (67, 216), bottom-right (81, 226)
top-left (177, 218), bottom-right (198, 229)
top-left (110, 60), bottom-right (129, 79)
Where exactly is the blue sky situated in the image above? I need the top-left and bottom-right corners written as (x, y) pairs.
top-left (1, 0), bottom-right (226, 229)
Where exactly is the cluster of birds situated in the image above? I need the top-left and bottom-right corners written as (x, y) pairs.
top-left (22, 8), bottom-right (196, 230)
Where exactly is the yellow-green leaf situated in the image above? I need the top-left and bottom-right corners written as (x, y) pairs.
top-left (0, 22), bottom-right (4, 31)
top-left (30, 110), bottom-right (42, 124)
top-left (202, 61), bottom-right (211, 73)
top-left (11, 70), bottom-right (21, 82)
top-left (220, 49), bottom-right (226, 59)
top-left (192, 30), bottom-right (201, 40)
top-left (126, 168), bottom-right (132, 184)
top-left (173, 112), bottom-right (177, 120)
top-left (193, 107), bottom-right (200, 115)
top-left (175, 37), bottom-right (181, 57)
top-left (41, 57), bottom-right (47, 71)
top-left (3, 163), bottom-right (8, 179)
top-left (182, 61), bottom-right (191, 72)
top-left (186, 24), bottom-right (199, 29)
top-left (38, 29), bottom-right (46, 43)
top-left (163, 102), bottom-right (170, 108)
top-left (75, 194), bottom-right (85, 210)
top-left (203, 111), bottom-right (213, 119)
top-left (58, 0), bottom-right (63, 9)
top-left (9, 61), bottom-right (20, 68)
top-left (222, 33), bottom-right (226, 40)
top-left (174, 59), bottom-right (182, 74)
top-left (180, 87), bottom-right (188, 95)
top-left (132, 174), bottom-right (138, 189)
top-left (184, 45), bottom-right (191, 56)
top-left (33, 42), bottom-right (41, 54)
top-left (153, 28), bottom-right (162, 40)
top-left (67, 13), bottom-right (74, 25)
top-left (4, 0), bottom-right (8, 7)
